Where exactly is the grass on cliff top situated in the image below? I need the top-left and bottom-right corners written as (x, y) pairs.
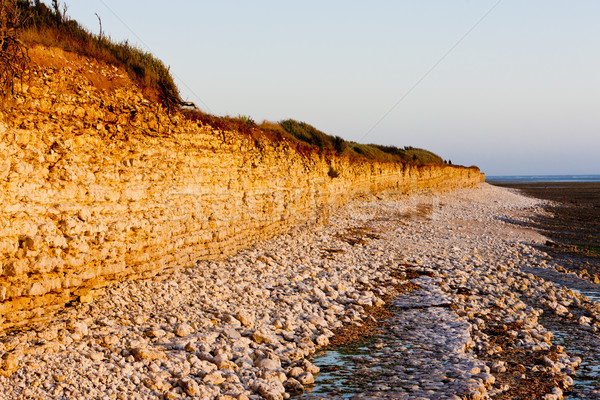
top-left (14, 1), bottom-right (180, 110)
top-left (6, 2), bottom-right (453, 167)
top-left (278, 118), bottom-right (444, 165)
top-left (183, 109), bottom-right (446, 166)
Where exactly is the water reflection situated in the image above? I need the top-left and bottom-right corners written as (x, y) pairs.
top-left (523, 266), bottom-right (600, 399)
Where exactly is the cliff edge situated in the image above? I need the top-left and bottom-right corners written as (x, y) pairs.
top-left (0, 45), bottom-right (484, 333)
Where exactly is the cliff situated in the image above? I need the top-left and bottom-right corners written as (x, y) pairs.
top-left (0, 45), bottom-right (484, 332)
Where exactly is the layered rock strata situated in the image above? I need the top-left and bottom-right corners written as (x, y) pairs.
top-left (0, 45), bottom-right (483, 331)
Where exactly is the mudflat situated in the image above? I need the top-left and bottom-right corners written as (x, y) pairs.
top-left (491, 182), bottom-right (600, 278)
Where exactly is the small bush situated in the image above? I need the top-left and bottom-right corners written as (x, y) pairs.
top-left (0, 0), bottom-right (29, 102)
top-left (333, 135), bottom-right (346, 154)
top-left (328, 166), bottom-right (340, 178)
top-left (279, 119), bottom-right (331, 151)
top-left (352, 144), bottom-right (364, 155)
top-left (183, 109), bottom-right (239, 132)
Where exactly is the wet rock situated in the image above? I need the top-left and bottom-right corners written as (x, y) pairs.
top-left (296, 372), bottom-right (314, 385)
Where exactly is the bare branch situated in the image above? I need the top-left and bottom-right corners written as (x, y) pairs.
top-left (0, 0), bottom-right (30, 103)
top-left (95, 12), bottom-right (102, 39)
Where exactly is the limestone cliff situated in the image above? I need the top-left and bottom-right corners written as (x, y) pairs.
top-left (0, 45), bottom-right (484, 331)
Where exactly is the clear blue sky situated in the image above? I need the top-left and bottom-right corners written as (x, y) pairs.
top-left (47, 1), bottom-right (599, 176)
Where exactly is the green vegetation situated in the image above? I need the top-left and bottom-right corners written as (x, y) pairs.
top-left (183, 111), bottom-right (445, 165)
top-left (14, 0), bottom-right (180, 109)
top-left (371, 144), bottom-right (444, 165)
top-left (575, 244), bottom-right (600, 256)
top-left (278, 119), bottom-right (444, 165)
top-left (236, 114), bottom-right (255, 127)
top-left (4, 1), bottom-right (449, 166)
top-left (279, 119), bottom-right (335, 153)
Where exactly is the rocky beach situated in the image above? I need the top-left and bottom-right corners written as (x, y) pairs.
top-left (1, 3), bottom-right (598, 399)
top-left (1, 183), bottom-right (598, 400)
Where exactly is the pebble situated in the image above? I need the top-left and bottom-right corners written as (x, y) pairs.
top-left (174, 323), bottom-right (194, 337)
top-left (0, 184), bottom-right (592, 399)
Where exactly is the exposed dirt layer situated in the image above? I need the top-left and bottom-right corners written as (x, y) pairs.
top-left (27, 45), bottom-right (135, 93)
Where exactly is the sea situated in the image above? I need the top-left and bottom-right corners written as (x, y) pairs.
top-left (486, 174), bottom-right (600, 184)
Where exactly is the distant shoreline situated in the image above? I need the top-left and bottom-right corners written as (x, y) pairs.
top-left (489, 180), bottom-right (600, 281)
top-left (486, 174), bottom-right (600, 184)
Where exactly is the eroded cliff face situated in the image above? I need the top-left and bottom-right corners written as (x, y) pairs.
top-left (0, 46), bottom-right (484, 331)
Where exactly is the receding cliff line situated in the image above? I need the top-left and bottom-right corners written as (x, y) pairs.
top-left (0, 46), bottom-right (484, 332)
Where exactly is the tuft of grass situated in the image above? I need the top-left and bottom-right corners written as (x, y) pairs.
top-left (236, 114), bottom-right (255, 126)
top-left (332, 135), bottom-right (346, 155)
top-left (16, 1), bottom-right (180, 110)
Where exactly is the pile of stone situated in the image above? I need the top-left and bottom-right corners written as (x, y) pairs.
top-left (1, 184), bottom-right (598, 399)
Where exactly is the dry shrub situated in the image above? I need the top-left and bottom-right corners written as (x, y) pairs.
top-left (0, 0), bottom-right (28, 102)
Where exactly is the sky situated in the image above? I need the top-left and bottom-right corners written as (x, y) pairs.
top-left (45, 1), bottom-right (599, 176)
